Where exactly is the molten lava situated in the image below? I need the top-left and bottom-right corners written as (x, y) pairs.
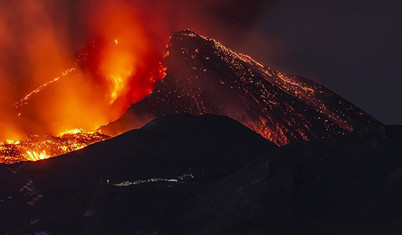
top-left (0, 1), bottom-right (378, 164)
top-left (0, 2), bottom-right (166, 164)
top-left (0, 131), bottom-right (109, 164)
top-left (101, 30), bottom-right (378, 146)
top-left (0, 33), bottom-right (165, 164)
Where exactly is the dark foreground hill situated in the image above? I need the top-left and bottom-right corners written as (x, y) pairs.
top-left (0, 114), bottom-right (274, 234)
top-left (1, 114), bottom-right (402, 234)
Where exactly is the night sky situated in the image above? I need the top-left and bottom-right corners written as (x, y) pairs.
top-left (210, 0), bottom-right (402, 124)
top-left (1, 0), bottom-right (401, 124)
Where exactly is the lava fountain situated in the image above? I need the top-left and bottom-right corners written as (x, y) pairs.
top-left (0, 1), bottom-right (166, 164)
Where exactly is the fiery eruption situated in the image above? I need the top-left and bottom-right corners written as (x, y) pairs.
top-left (0, 1), bottom-right (165, 164)
top-left (101, 30), bottom-right (377, 146)
top-left (0, 2), bottom-right (377, 164)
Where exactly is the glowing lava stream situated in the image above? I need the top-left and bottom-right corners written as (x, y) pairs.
top-left (0, 2), bottom-right (167, 164)
top-left (2, 68), bottom-right (109, 163)
top-left (26, 150), bottom-right (48, 161)
top-left (0, 130), bottom-right (110, 164)
top-left (0, 36), bottom-right (167, 164)
top-left (13, 67), bottom-right (77, 109)
top-left (1, 68), bottom-right (107, 164)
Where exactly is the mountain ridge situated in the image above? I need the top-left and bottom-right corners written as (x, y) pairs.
top-left (102, 29), bottom-right (380, 145)
top-left (0, 114), bottom-right (400, 234)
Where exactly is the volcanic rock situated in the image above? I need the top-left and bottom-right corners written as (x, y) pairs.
top-left (102, 30), bottom-right (379, 145)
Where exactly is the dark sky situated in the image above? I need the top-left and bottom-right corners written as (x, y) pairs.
top-left (215, 0), bottom-right (402, 124)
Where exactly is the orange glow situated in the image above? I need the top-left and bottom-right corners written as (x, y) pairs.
top-left (0, 1), bottom-right (166, 163)
top-left (0, 130), bottom-right (109, 164)
top-left (100, 40), bottom-right (135, 104)
top-left (57, 128), bottom-right (86, 136)
top-left (25, 150), bottom-right (49, 161)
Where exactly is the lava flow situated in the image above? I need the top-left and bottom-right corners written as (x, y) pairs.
top-left (0, 38), bottom-right (164, 164)
top-left (0, 130), bottom-right (109, 164)
top-left (0, 1), bottom-right (379, 164)
top-left (102, 30), bottom-right (379, 145)
top-left (0, 2), bottom-right (166, 164)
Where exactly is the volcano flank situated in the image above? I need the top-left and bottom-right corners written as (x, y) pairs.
top-left (1, 30), bottom-right (401, 234)
top-left (0, 30), bottom-right (380, 163)
top-left (103, 30), bottom-right (379, 145)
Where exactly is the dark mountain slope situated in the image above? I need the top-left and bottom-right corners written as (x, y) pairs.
top-left (1, 115), bottom-right (401, 234)
top-left (102, 30), bottom-right (379, 145)
top-left (0, 114), bottom-right (274, 233)
top-left (180, 124), bottom-right (402, 234)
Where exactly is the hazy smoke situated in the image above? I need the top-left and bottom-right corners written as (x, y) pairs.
top-left (0, 0), bottom-right (268, 139)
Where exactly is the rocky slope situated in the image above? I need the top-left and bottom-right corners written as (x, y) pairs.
top-left (102, 30), bottom-right (379, 145)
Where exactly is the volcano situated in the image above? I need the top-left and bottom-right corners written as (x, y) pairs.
top-left (102, 30), bottom-right (379, 145)
top-left (0, 29), bottom-right (399, 234)
top-left (0, 30), bottom-right (380, 163)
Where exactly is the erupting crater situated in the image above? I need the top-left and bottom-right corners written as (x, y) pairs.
top-left (0, 34), bottom-right (165, 163)
top-left (0, 30), bottom-right (379, 164)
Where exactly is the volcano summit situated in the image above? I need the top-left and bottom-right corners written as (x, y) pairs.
top-left (103, 30), bottom-right (379, 145)
top-left (0, 30), bottom-right (380, 163)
